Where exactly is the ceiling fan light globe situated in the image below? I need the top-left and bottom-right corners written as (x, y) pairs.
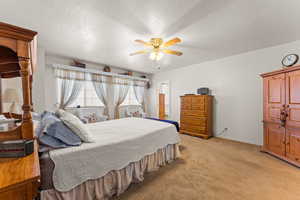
top-left (149, 52), bottom-right (163, 61)
top-left (156, 52), bottom-right (164, 60)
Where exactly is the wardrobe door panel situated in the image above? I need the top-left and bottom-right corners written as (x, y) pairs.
top-left (286, 70), bottom-right (300, 128)
top-left (286, 127), bottom-right (300, 163)
top-left (264, 123), bottom-right (286, 156)
top-left (263, 74), bottom-right (286, 124)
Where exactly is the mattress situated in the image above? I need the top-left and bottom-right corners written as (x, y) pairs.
top-left (41, 118), bottom-right (180, 192)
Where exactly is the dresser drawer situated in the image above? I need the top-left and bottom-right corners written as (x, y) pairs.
top-left (181, 104), bottom-right (191, 110)
top-left (181, 110), bottom-right (207, 117)
top-left (0, 184), bottom-right (27, 200)
top-left (191, 97), bottom-right (205, 110)
top-left (180, 123), bottom-right (206, 133)
top-left (181, 96), bottom-right (192, 110)
top-left (181, 116), bottom-right (207, 126)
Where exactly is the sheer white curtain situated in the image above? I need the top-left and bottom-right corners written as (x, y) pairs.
top-left (55, 69), bottom-right (84, 109)
top-left (90, 73), bottom-right (110, 117)
top-left (133, 81), bottom-right (146, 112)
top-left (112, 77), bottom-right (130, 119)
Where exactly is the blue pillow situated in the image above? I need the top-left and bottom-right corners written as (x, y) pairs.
top-left (36, 111), bottom-right (60, 138)
top-left (39, 134), bottom-right (68, 149)
top-left (32, 112), bottom-right (42, 121)
top-left (46, 121), bottom-right (82, 146)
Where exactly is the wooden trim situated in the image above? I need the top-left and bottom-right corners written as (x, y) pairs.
top-left (0, 22), bottom-right (37, 41)
top-left (0, 126), bottom-right (22, 141)
top-left (261, 149), bottom-right (300, 168)
top-left (19, 59), bottom-right (33, 139)
top-left (180, 94), bottom-right (213, 97)
top-left (215, 136), bottom-right (261, 147)
top-left (180, 130), bottom-right (210, 139)
top-left (0, 77), bottom-right (2, 113)
top-left (3, 113), bottom-right (22, 119)
top-left (263, 121), bottom-right (300, 131)
top-left (260, 65), bottom-right (300, 78)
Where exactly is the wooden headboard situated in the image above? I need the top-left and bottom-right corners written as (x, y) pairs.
top-left (0, 22), bottom-right (37, 141)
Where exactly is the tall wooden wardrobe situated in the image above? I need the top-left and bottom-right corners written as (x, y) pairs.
top-left (261, 65), bottom-right (300, 167)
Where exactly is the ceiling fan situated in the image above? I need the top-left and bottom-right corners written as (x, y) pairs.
top-left (130, 37), bottom-right (183, 61)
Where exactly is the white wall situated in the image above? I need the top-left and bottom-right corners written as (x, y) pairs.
top-left (149, 40), bottom-right (300, 145)
top-left (32, 47), bottom-right (46, 113)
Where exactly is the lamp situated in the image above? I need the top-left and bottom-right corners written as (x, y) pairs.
top-left (149, 51), bottom-right (164, 61)
top-left (2, 88), bottom-right (21, 114)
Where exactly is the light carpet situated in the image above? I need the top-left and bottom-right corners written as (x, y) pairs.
top-left (114, 134), bottom-right (300, 200)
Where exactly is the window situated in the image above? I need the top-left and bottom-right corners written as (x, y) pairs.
top-left (57, 79), bottom-right (103, 107)
top-left (121, 86), bottom-right (140, 106)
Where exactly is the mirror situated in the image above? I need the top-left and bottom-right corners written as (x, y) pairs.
top-left (0, 78), bottom-right (23, 132)
top-left (157, 80), bottom-right (170, 119)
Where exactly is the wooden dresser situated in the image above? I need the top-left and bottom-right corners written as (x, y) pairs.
top-left (0, 141), bottom-right (40, 200)
top-left (0, 22), bottom-right (39, 199)
top-left (180, 95), bottom-right (213, 139)
top-left (261, 65), bottom-right (300, 167)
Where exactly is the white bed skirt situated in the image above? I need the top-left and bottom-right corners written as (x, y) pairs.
top-left (41, 144), bottom-right (180, 200)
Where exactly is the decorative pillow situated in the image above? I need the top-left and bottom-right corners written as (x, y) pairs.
top-left (83, 113), bottom-right (98, 123)
top-left (47, 121), bottom-right (82, 146)
top-left (56, 109), bottom-right (94, 143)
top-left (35, 111), bottom-right (60, 138)
top-left (32, 112), bottom-right (42, 121)
top-left (38, 134), bottom-right (68, 149)
top-left (132, 111), bottom-right (141, 117)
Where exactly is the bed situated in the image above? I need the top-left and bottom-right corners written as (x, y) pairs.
top-left (40, 117), bottom-right (181, 200)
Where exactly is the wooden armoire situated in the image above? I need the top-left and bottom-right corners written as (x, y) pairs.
top-left (180, 95), bottom-right (213, 139)
top-left (261, 65), bottom-right (300, 167)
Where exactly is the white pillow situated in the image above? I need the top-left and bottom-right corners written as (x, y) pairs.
top-left (56, 109), bottom-right (94, 143)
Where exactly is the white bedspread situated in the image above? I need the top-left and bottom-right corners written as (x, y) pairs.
top-left (49, 118), bottom-right (180, 192)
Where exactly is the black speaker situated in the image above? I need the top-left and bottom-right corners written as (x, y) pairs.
top-left (197, 88), bottom-right (209, 95)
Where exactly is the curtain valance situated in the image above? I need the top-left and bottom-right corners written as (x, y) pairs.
top-left (55, 68), bottom-right (86, 81)
top-left (52, 64), bottom-right (149, 87)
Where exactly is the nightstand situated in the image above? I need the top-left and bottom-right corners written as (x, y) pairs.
top-left (0, 140), bottom-right (40, 200)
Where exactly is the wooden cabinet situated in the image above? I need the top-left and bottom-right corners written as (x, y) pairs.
top-left (0, 21), bottom-right (37, 141)
top-left (0, 141), bottom-right (40, 200)
top-left (261, 65), bottom-right (300, 167)
top-left (179, 95), bottom-right (213, 139)
top-left (0, 22), bottom-right (39, 199)
top-left (263, 123), bottom-right (286, 156)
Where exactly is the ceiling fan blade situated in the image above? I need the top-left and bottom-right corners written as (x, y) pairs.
top-left (162, 37), bottom-right (181, 48)
top-left (162, 49), bottom-right (183, 56)
top-left (134, 39), bottom-right (152, 46)
top-left (129, 50), bottom-right (149, 56)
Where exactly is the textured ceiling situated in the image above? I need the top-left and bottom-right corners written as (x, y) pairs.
top-left (1, 0), bottom-right (300, 73)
